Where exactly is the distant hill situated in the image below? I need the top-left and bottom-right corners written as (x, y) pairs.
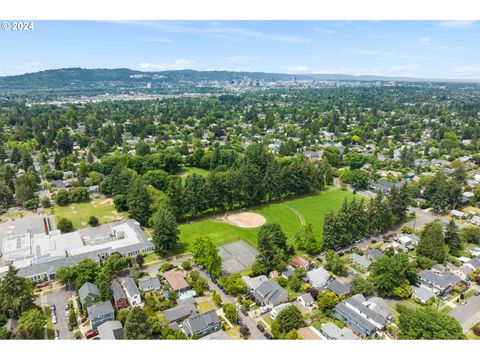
top-left (0, 67), bottom-right (478, 93)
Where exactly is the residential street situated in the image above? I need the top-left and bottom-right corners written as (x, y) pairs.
top-left (196, 270), bottom-right (266, 340)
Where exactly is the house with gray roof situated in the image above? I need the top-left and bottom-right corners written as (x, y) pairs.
top-left (297, 293), bottom-right (315, 307)
top-left (182, 310), bottom-right (222, 338)
top-left (110, 280), bottom-right (128, 309)
top-left (253, 280), bottom-right (288, 308)
top-left (350, 253), bottom-right (372, 270)
top-left (412, 286), bottom-right (435, 304)
top-left (306, 268), bottom-right (330, 289)
top-left (78, 281), bottom-right (100, 308)
top-left (164, 298), bottom-right (197, 324)
top-left (418, 269), bottom-right (461, 294)
top-left (123, 277), bottom-right (141, 307)
top-left (366, 249), bottom-right (384, 262)
top-left (327, 279), bottom-right (351, 296)
top-left (138, 276), bottom-right (161, 293)
top-left (334, 294), bottom-right (392, 337)
top-left (87, 301), bottom-right (115, 329)
top-left (321, 322), bottom-right (358, 340)
top-left (97, 320), bottom-right (124, 340)
top-left (200, 330), bottom-right (231, 340)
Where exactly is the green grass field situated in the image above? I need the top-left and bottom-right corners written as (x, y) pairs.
top-left (179, 167), bottom-right (210, 182)
top-left (178, 187), bottom-right (359, 252)
top-left (49, 198), bottom-right (125, 229)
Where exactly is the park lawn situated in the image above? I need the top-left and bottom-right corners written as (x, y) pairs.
top-left (178, 187), bottom-right (360, 252)
top-left (49, 198), bottom-right (125, 229)
top-left (179, 167), bottom-right (211, 183)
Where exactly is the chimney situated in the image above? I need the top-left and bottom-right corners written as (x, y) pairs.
top-left (43, 217), bottom-right (49, 235)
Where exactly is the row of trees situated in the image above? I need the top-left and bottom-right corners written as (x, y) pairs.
top-left (323, 186), bottom-right (410, 250)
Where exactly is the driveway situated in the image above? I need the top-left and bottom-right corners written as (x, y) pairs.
top-left (37, 288), bottom-right (74, 339)
top-left (449, 294), bottom-right (480, 332)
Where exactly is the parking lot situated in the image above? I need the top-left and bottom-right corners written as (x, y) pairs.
top-left (37, 288), bottom-right (74, 340)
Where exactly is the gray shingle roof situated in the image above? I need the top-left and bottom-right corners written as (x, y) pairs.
top-left (183, 310), bottom-right (221, 337)
top-left (327, 279), bottom-right (351, 296)
top-left (110, 280), bottom-right (127, 302)
top-left (78, 281), bottom-right (99, 302)
top-left (122, 277), bottom-right (140, 298)
top-left (87, 301), bottom-right (114, 319)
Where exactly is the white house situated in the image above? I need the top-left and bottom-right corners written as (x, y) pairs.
top-left (270, 303), bottom-right (291, 320)
top-left (450, 210), bottom-right (467, 219)
top-left (297, 293), bottom-right (315, 307)
top-left (123, 278), bottom-right (142, 307)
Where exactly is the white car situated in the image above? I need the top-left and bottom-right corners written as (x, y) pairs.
top-left (52, 316), bottom-right (57, 324)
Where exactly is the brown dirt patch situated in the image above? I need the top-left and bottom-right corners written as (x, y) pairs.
top-left (224, 212), bottom-right (266, 228)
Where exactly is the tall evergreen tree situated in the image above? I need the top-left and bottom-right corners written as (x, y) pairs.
top-left (417, 220), bottom-right (447, 263)
top-left (445, 219), bottom-right (462, 256)
top-left (152, 206), bottom-right (179, 255)
top-left (127, 178), bottom-right (152, 226)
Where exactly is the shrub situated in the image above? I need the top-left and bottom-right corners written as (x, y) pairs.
top-left (57, 218), bottom-right (74, 233)
top-left (473, 327), bottom-right (480, 336)
top-left (87, 216), bottom-right (99, 227)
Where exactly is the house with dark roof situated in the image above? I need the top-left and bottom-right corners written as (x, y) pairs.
top-left (252, 280), bottom-right (288, 308)
top-left (110, 280), bottom-right (128, 309)
top-left (418, 269), bottom-right (461, 294)
top-left (78, 282), bottom-right (100, 308)
top-left (87, 301), bottom-right (115, 329)
top-left (164, 298), bottom-right (197, 324)
top-left (182, 310), bottom-right (222, 338)
top-left (327, 279), bottom-right (351, 296)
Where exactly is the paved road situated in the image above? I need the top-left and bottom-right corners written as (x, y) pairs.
top-left (196, 270), bottom-right (266, 340)
top-left (449, 294), bottom-right (480, 332)
top-left (37, 288), bottom-right (74, 339)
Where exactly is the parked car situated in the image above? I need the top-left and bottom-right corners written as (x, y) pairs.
top-left (241, 309), bottom-right (248, 316)
top-left (371, 239), bottom-right (378, 244)
top-left (52, 315), bottom-right (57, 324)
top-left (64, 304), bottom-right (69, 311)
top-left (264, 332), bottom-right (273, 340)
top-left (461, 301), bottom-right (467, 306)
top-left (54, 329), bottom-right (59, 339)
top-left (68, 323), bottom-right (73, 332)
top-left (256, 324), bottom-right (265, 332)
top-left (475, 291), bottom-right (480, 296)
top-left (50, 304), bottom-right (56, 312)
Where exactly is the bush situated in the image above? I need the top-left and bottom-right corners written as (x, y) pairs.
top-left (473, 327), bottom-right (480, 336)
top-left (159, 263), bottom-right (173, 273)
top-left (87, 216), bottom-right (99, 227)
top-left (57, 218), bottom-right (74, 233)
top-left (181, 260), bottom-right (191, 270)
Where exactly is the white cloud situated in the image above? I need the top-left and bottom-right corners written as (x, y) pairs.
top-left (112, 21), bottom-right (311, 44)
top-left (390, 64), bottom-right (420, 72)
top-left (286, 66), bottom-right (310, 73)
top-left (139, 59), bottom-right (198, 71)
top-left (313, 27), bottom-right (335, 34)
top-left (438, 21), bottom-right (477, 29)
top-left (454, 66), bottom-right (480, 74)
top-left (420, 36), bottom-right (432, 43)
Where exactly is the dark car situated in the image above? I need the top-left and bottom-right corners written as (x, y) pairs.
top-left (264, 332), bottom-right (273, 340)
top-left (50, 304), bottom-right (56, 312)
top-left (371, 239), bottom-right (378, 244)
top-left (256, 324), bottom-right (265, 332)
top-left (211, 278), bottom-right (217, 284)
top-left (68, 323), bottom-right (73, 332)
top-left (241, 309), bottom-right (248, 316)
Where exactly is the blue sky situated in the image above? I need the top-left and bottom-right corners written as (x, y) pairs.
top-left (1, 20), bottom-right (480, 78)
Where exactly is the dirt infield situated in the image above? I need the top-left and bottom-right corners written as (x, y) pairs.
top-left (224, 212), bottom-right (266, 228)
